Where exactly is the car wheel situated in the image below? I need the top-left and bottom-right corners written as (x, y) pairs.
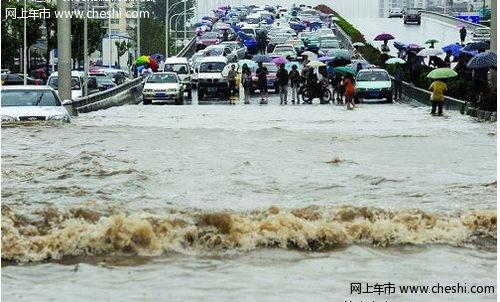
top-left (386, 95), bottom-right (393, 103)
top-left (198, 91), bottom-right (204, 101)
top-left (417, 21), bottom-right (421, 25)
top-left (187, 89), bottom-right (192, 99)
top-left (143, 99), bottom-right (152, 105)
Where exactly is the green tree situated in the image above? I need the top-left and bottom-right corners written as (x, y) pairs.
top-left (1, 0), bottom-right (43, 71)
top-left (71, 16), bottom-right (106, 69)
top-left (115, 40), bottom-right (131, 59)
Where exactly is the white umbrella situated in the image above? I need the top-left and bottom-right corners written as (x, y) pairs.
top-left (301, 51), bottom-right (318, 61)
top-left (417, 48), bottom-right (444, 57)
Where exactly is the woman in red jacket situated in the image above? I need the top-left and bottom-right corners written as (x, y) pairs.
top-left (344, 74), bottom-right (355, 110)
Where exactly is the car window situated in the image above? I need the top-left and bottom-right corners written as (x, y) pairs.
top-left (147, 74), bottom-right (178, 83)
top-left (163, 64), bottom-right (188, 74)
top-left (1, 90), bottom-right (61, 106)
top-left (48, 76), bottom-right (81, 90)
top-left (357, 72), bottom-right (390, 81)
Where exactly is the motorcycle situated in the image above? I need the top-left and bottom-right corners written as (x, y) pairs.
top-left (298, 79), bottom-right (332, 104)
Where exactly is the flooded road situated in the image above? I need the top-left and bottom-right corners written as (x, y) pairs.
top-left (2, 98), bottom-right (497, 301)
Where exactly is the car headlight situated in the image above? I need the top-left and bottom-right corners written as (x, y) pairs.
top-left (167, 88), bottom-right (178, 92)
top-left (1, 115), bottom-right (17, 122)
top-left (143, 88), bottom-right (152, 92)
top-left (49, 114), bottom-right (70, 122)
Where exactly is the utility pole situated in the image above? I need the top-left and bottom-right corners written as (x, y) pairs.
top-left (137, 0), bottom-right (141, 60)
top-left (84, 0), bottom-right (88, 96)
top-left (57, 0), bottom-right (72, 107)
top-left (490, 0), bottom-right (496, 89)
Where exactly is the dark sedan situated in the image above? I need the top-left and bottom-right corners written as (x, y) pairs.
top-left (1, 74), bottom-right (44, 85)
top-left (404, 10), bottom-right (421, 25)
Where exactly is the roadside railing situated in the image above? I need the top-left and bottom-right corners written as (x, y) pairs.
top-left (65, 78), bottom-right (143, 115)
top-left (420, 11), bottom-right (487, 30)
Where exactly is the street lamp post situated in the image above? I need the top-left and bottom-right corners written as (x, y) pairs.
top-left (166, 0), bottom-right (187, 57)
top-left (170, 7), bottom-right (194, 55)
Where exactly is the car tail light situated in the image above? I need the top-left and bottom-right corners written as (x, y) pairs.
top-left (35, 81), bottom-right (39, 85)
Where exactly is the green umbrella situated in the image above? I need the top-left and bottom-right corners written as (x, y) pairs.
top-left (330, 16), bottom-right (340, 21)
top-left (425, 39), bottom-right (439, 44)
top-left (334, 66), bottom-right (356, 76)
top-left (427, 68), bottom-right (458, 79)
top-left (237, 59), bottom-right (257, 69)
top-left (385, 58), bottom-right (406, 64)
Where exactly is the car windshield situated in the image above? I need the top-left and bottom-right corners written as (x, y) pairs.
top-left (96, 77), bottom-right (115, 85)
top-left (264, 64), bottom-right (278, 73)
top-left (48, 76), bottom-right (81, 90)
top-left (246, 18), bottom-right (259, 24)
top-left (1, 89), bottom-right (61, 106)
top-left (275, 46), bottom-right (294, 52)
top-left (242, 28), bottom-right (255, 35)
top-left (201, 33), bottom-right (218, 39)
top-left (357, 72), bottom-right (390, 82)
top-left (146, 73), bottom-right (178, 83)
top-left (407, 10), bottom-right (418, 14)
top-left (270, 37), bottom-right (289, 44)
top-left (476, 29), bottom-right (490, 35)
top-left (199, 62), bottom-right (226, 73)
top-left (321, 41), bottom-right (340, 48)
top-left (163, 63), bottom-right (188, 74)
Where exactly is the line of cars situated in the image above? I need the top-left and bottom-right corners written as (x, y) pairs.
top-left (1, 68), bottom-right (131, 123)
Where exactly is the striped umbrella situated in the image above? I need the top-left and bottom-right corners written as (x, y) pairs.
top-left (466, 52), bottom-right (497, 69)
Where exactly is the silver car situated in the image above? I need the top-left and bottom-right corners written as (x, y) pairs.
top-left (1, 86), bottom-right (71, 123)
top-left (219, 41), bottom-right (248, 60)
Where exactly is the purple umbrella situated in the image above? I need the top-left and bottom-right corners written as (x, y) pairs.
top-left (456, 23), bottom-right (467, 29)
top-left (218, 26), bottom-right (230, 30)
top-left (407, 43), bottom-right (423, 50)
top-left (272, 57), bottom-right (289, 65)
top-left (374, 33), bottom-right (395, 41)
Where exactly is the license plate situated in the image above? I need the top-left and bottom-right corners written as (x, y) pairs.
top-left (267, 82), bottom-right (273, 86)
top-left (369, 92), bottom-right (379, 97)
top-left (207, 87), bottom-right (217, 92)
top-left (155, 93), bottom-right (166, 97)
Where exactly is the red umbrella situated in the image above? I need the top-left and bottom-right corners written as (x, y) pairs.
top-left (374, 33), bottom-right (395, 41)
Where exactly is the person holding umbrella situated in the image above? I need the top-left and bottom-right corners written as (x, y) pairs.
top-left (459, 26), bottom-right (467, 45)
top-left (241, 63), bottom-right (252, 104)
top-left (344, 73), bottom-right (355, 110)
top-left (276, 63), bottom-right (289, 105)
top-left (256, 62), bottom-right (269, 104)
top-left (289, 64), bottom-right (300, 105)
top-left (444, 50), bottom-right (453, 68)
top-left (429, 78), bottom-right (447, 116)
top-left (380, 40), bottom-right (390, 69)
top-left (393, 62), bottom-right (404, 101)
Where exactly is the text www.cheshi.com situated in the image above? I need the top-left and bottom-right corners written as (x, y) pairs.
top-left (349, 282), bottom-right (495, 296)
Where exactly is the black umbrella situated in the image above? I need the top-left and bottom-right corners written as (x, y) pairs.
top-left (330, 58), bottom-right (352, 67)
top-left (463, 41), bottom-right (490, 51)
top-left (466, 52), bottom-right (497, 69)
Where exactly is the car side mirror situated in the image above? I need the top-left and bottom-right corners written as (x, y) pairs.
top-left (98, 85), bottom-right (106, 91)
top-left (62, 99), bottom-right (72, 105)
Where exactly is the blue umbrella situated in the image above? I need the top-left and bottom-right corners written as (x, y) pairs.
top-left (318, 56), bottom-right (333, 62)
top-left (252, 54), bottom-right (272, 63)
top-left (220, 16), bottom-right (230, 21)
top-left (441, 43), bottom-right (463, 57)
top-left (150, 53), bottom-right (165, 63)
top-left (393, 41), bottom-right (408, 52)
top-left (193, 22), bottom-right (205, 27)
top-left (265, 17), bottom-right (274, 24)
top-left (466, 51), bottom-right (497, 69)
top-left (291, 23), bottom-right (306, 30)
top-left (285, 62), bottom-right (301, 72)
top-left (237, 31), bottom-right (251, 41)
top-left (231, 25), bottom-right (241, 32)
top-left (202, 16), bottom-right (211, 20)
top-left (202, 20), bottom-right (213, 24)
top-left (228, 13), bottom-right (236, 17)
top-left (459, 49), bottom-right (478, 57)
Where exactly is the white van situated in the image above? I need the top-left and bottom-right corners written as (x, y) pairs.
top-left (163, 57), bottom-right (192, 98)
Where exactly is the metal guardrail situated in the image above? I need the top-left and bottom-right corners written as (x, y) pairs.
top-left (177, 36), bottom-right (197, 58)
top-left (66, 78), bottom-right (143, 115)
top-left (420, 11), bottom-right (487, 30)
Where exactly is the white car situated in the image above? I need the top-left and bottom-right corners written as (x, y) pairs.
top-left (389, 8), bottom-right (404, 18)
top-left (142, 72), bottom-right (184, 105)
top-left (472, 28), bottom-right (491, 42)
top-left (270, 44), bottom-right (298, 60)
top-left (1, 86), bottom-right (71, 123)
